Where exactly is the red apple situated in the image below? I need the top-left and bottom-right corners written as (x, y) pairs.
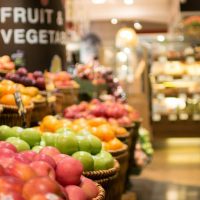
top-left (20, 151), bottom-right (37, 163)
top-left (22, 177), bottom-right (61, 200)
top-left (56, 157), bottom-right (83, 186)
top-left (30, 193), bottom-right (64, 200)
top-left (0, 148), bottom-right (15, 168)
top-left (0, 191), bottom-right (24, 200)
top-left (0, 176), bottom-right (23, 193)
top-left (30, 161), bottom-right (55, 180)
top-left (34, 153), bottom-right (56, 169)
top-left (65, 185), bottom-right (87, 200)
top-left (80, 176), bottom-right (98, 199)
top-left (6, 162), bottom-right (37, 182)
top-left (0, 165), bottom-right (5, 176)
top-left (53, 154), bottom-right (70, 164)
top-left (14, 154), bottom-right (30, 164)
top-left (0, 141), bottom-right (17, 152)
top-left (40, 147), bottom-right (60, 158)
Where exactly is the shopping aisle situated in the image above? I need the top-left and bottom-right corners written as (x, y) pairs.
top-left (124, 139), bottom-right (200, 200)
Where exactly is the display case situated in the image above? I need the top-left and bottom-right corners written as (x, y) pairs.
top-left (149, 40), bottom-right (200, 138)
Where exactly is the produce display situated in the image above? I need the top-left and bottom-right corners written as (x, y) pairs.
top-left (0, 55), bottom-right (15, 73)
top-left (0, 80), bottom-right (46, 107)
top-left (0, 125), bottom-right (115, 172)
top-left (39, 115), bottom-right (127, 152)
top-left (0, 140), bottom-right (100, 200)
top-left (75, 64), bottom-right (126, 101)
top-left (63, 99), bottom-right (140, 127)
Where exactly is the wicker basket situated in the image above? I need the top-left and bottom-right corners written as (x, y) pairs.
top-left (109, 145), bottom-right (129, 200)
top-left (117, 132), bottom-right (131, 150)
top-left (57, 87), bottom-right (79, 109)
top-left (83, 160), bottom-right (120, 200)
top-left (93, 184), bottom-right (105, 200)
top-left (0, 104), bottom-right (33, 127)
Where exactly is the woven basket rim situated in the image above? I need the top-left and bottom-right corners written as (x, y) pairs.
top-left (0, 103), bottom-right (34, 110)
top-left (83, 159), bottom-right (120, 179)
top-left (93, 183), bottom-right (105, 200)
top-left (108, 144), bottom-right (128, 156)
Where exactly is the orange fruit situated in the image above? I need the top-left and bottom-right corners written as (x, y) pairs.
top-left (0, 84), bottom-right (16, 97)
top-left (88, 118), bottom-right (107, 127)
top-left (0, 80), bottom-right (15, 85)
top-left (97, 124), bottom-right (115, 142)
top-left (102, 142), bottom-right (110, 151)
top-left (90, 127), bottom-right (104, 141)
top-left (0, 94), bottom-right (16, 105)
top-left (21, 87), bottom-right (39, 97)
top-left (113, 126), bottom-right (128, 136)
top-left (40, 115), bottom-right (59, 132)
top-left (55, 119), bottom-right (72, 130)
top-left (108, 138), bottom-right (124, 151)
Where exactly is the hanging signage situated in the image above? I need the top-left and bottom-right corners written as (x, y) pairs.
top-left (0, 0), bottom-right (66, 71)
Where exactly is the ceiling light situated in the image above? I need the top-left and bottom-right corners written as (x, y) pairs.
top-left (134, 22), bottom-right (142, 30)
top-left (91, 0), bottom-right (107, 4)
top-left (157, 35), bottom-right (165, 42)
top-left (124, 0), bottom-right (134, 5)
top-left (111, 18), bottom-right (118, 25)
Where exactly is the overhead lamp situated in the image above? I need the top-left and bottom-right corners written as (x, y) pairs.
top-left (111, 18), bottom-right (118, 25)
top-left (116, 27), bottom-right (138, 48)
top-left (91, 0), bottom-right (107, 4)
top-left (157, 35), bottom-right (165, 42)
top-left (134, 22), bottom-right (142, 30)
top-left (124, 0), bottom-right (134, 5)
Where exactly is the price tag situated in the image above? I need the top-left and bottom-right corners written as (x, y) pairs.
top-left (179, 113), bottom-right (188, 120)
top-left (152, 114), bottom-right (161, 122)
top-left (14, 92), bottom-right (27, 127)
top-left (168, 114), bottom-right (177, 121)
top-left (193, 114), bottom-right (200, 121)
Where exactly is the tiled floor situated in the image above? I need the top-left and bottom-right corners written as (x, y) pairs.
top-left (123, 138), bottom-right (200, 200)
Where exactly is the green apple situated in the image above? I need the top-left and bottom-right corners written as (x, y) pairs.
top-left (77, 136), bottom-right (91, 153)
top-left (6, 137), bottom-right (30, 152)
top-left (78, 130), bottom-right (91, 136)
top-left (41, 132), bottom-right (58, 147)
top-left (32, 145), bottom-right (43, 153)
top-left (11, 127), bottom-right (24, 137)
top-left (93, 151), bottom-right (114, 170)
top-left (55, 133), bottom-right (78, 155)
top-left (56, 128), bottom-right (75, 135)
top-left (0, 125), bottom-right (13, 140)
top-left (20, 128), bottom-right (41, 147)
top-left (87, 135), bottom-right (102, 155)
top-left (72, 151), bottom-right (94, 172)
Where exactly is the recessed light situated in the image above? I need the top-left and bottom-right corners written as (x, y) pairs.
top-left (124, 0), bottom-right (134, 5)
top-left (91, 0), bottom-right (107, 4)
top-left (157, 35), bottom-right (165, 42)
top-left (134, 22), bottom-right (142, 30)
top-left (111, 18), bottom-right (118, 25)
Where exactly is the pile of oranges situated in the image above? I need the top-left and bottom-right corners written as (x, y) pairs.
top-left (39, 116), bottom-right (128, 151)
top-left (0, 80), bottom-right (44, 107)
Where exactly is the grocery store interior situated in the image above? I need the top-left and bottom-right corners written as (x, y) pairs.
top-left (0, 0), bottom-right (200, 200)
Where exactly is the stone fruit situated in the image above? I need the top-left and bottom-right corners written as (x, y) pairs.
top-left (6, 137), bottom-right (30, 152)
top-left (72, 151), bottom-right (94, 172)
top-left (56, 157), bottom-right (83, 186)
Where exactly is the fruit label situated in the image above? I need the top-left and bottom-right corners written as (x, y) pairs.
top-left (14, 91), bottom-right (27, 126)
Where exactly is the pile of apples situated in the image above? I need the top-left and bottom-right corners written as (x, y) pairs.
top-left (0, 124), bottom-right (115, 172)
top-left (51, 71), bottom-right (79, 89)
top-left (5, 67), bottom-right (45, 90)
top-left (0, 55), bottom-right (15, 72)
top-left (63, 100), bottom-right (140, 127)
top-left (0, 141), bottom-right (100, 200)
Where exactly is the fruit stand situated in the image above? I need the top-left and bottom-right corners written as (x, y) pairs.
top-left (0, 55), bottom-right (153, 200)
